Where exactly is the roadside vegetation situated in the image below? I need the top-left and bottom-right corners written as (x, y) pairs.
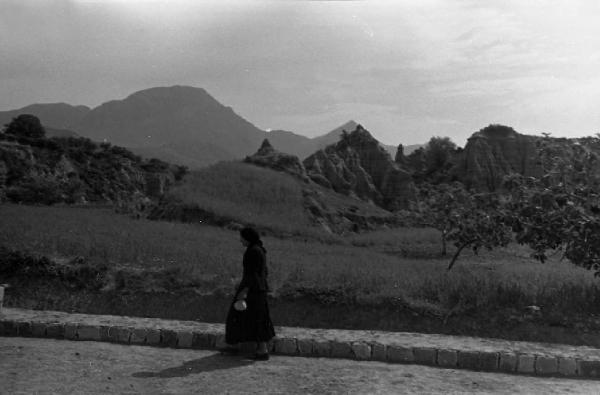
top-left (2, 203), bottom-right (600, 346)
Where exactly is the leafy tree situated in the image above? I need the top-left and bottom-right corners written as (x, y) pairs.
top-left (5, 176), bottom-right (62, 205)
top-left (3, 114), bottom-right (46, 139)
top-left (418, 132), bottom-right (600, 273)
top-left (408, 136), bottom-right (459, 183)
top-left (503, 135), bottom-right (600, 272)
top-left (418, 182), bottom-right (512, 267)
top-left (445, 191), bottom-right (512, 270)
top-left (477, 124), bottom-right (517, 137)
top-left (426, 136), bottom-right (457, 174)
top-left (418, 182), bottom-right (468, 256)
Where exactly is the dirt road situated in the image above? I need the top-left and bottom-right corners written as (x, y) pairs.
top-left (1, 337), bottom-right (599, 394)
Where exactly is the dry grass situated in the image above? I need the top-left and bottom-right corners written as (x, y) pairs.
top-left (167, 161), bottom-right (313, 234)
top-left (1, 203), bottom-right (599, 316)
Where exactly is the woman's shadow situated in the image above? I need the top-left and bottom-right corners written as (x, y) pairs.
top-left (132, 353), bottom-right (254, 379)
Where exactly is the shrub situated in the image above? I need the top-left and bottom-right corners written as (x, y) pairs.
top-left (3, 114), bottom-right (46, 139)
top-left (5, 177), bottom-right (63, 205)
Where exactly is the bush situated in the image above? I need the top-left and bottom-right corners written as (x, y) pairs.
top-left (5, 177), bottom-right (63, 205)
top-left (4, 114), bottom-right (46, 139)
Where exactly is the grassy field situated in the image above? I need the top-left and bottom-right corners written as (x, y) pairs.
top-left (166, 161), bottom-right (314, 235)
top-left (163, 161), bottom-right (397, 239)
top-left (2, 203), bottom-right (599, 322)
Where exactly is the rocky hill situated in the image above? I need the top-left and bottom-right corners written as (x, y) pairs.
top-left (154, 158), bottom-right (400, 235)
top-left (0, 124), bottom-right (184, 206)
top-left (267, 121), bottom-right (422, 160)
top-left (453, 124), bottom-right (543, 191)
top-left (243, 139), bottom-right (309, 181)
top-left (303, 125), bottom-right (416, 211)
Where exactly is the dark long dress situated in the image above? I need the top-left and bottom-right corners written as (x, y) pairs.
top-left (225, 243), bottom-right (275, 344)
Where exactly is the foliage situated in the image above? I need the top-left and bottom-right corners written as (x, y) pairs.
top-left (503, 135), bottom-right (600, 272)
top-left (417, 182), bottom-right (512, 267)
top-left (3, 114), bottom-right (46, 139)
top-left (3, 204), bottom-right (600, 327)
top-left (425, 136), bottom-right (457, 172)
top-left (0, 245), bottom-right (108, 290)
top-left (407, 136), bottom-right (460, 184)
top-left (477, 123), bottom-right (517, 137)
top-left (417, 182), bottom-right (469, 256)
top-left (414, 133), bottom-right (600, 274)
top-left (140, 157), bottom-right (169, 172)
top-left (0, 131), bottom-right (181, 205)
top-left (5, 176), bottom-right (63, 205)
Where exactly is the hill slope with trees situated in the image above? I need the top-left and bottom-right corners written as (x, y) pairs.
top-left (0, 114), bottom-right (185, 206)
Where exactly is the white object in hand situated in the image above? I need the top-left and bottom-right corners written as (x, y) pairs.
top-left (234, 300), bottom-right (247, 311)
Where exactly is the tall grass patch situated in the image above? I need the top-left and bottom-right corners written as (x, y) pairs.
top-left (2, 204), bottom-right (600, 319)
top-left (168, 161), bottom-right (312, 234)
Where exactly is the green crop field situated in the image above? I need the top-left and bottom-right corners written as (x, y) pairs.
top-left (2, 203), bottom-right (598, 321)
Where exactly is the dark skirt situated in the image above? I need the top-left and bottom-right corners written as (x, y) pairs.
top-left (225, 291), bottom-right (275, 344)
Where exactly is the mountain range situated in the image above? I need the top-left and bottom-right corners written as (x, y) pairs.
top-left (0, 86), bottom-right (422, 168)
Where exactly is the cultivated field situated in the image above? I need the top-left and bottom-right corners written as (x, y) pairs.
top-left (2, 203), bottom-right (599, 325)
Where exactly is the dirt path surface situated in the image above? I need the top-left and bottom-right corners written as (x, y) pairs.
top-left (1, 337), bottom-right (600, 395)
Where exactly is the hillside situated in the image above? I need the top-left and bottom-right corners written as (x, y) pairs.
top-left (0, 125), bottom-right (183, 206)
top-left (151, 159), bottom-right (399, 237)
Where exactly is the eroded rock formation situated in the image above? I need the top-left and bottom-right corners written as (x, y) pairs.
top-left (455, 125), bottom-right (543, 191)
top-left (244, 139), bottom-right (309, 181)
top-left (303, 125), bottom-right (416, 211)
top-left (0, 134), bottom-right (177, 205)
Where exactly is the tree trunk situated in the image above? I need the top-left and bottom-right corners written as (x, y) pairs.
top-left (441, 230), bottom-right (447, 256)
top-left (447, 240), bottom-right (476, 271)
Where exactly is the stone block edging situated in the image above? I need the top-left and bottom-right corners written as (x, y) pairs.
top-left (1, 308), bottom-right (600, 379)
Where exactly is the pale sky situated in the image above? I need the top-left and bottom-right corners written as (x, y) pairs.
top-left (1, 0), bottom-right (600, 145)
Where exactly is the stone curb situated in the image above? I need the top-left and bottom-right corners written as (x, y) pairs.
top-left (1, 308), bottom-right (600, 379)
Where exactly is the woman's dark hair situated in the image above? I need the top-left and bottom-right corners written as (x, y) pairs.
top-left (240, 227), bottom-right (266, 253)
top-left (240, 227), bottom-right (262, 245)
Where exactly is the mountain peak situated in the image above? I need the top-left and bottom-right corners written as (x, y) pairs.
top-left (331, 120), bottom-right (359, 134)
top-left (338, 124), bottom-right (380, 149)
top-left (74, 85), bottom-right (265, 166)
top-left (118, 85), bottom-right (221, 109)
top-left (125, 85), bottom-right (209, 100)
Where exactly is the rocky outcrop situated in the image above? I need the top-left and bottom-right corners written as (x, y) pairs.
top-left (395, 144), bottom-right (407, 165)
top-left (0, 133), bottom-right (178, 205)
top-left (244, 139), bottom-right (309, 181)
top-left (455, 125), bottom-right (543, 191)
top-left (303, 125), bottom-right (416, 211)
top-left (301, 188), bottom-right (401, 234)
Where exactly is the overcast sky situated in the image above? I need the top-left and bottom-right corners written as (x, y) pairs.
top-left (1, 0), bottom-right (600, 145)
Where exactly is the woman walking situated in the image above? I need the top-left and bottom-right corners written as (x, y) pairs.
top-left (221, 227), bottom-right (275, 360)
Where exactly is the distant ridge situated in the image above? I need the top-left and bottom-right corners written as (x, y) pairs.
top-left (0, 86), bottom-right (421, 168)
top-left (266, 120), bottom-right (360, 160)
top-left (0, 103), bottom-right (90, 131)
